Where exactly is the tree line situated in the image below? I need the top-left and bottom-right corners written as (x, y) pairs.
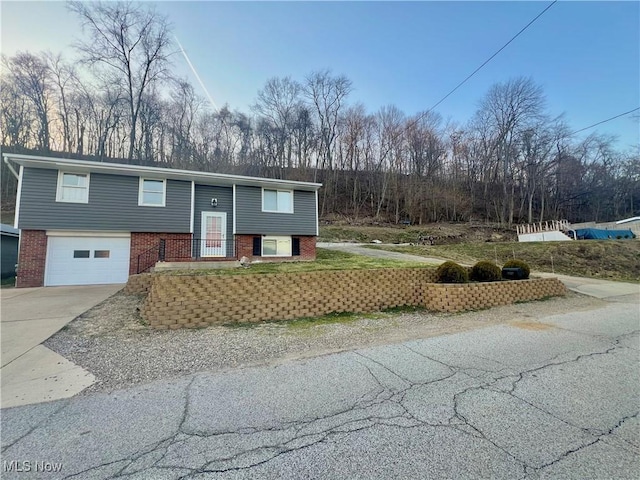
top-left (1, 1), bottom-right (638, 225)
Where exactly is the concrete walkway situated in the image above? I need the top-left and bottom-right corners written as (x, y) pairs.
top-left (1, 285), bottom-right (123, 408)
top-left (318, 242), bottom-right (640, 301)
top-left (537, 273), bottom-right (639, 301)
top-left (318, 242), bottom-right (446, 265)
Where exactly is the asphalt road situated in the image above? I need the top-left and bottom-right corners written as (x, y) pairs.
top-left (1, 297), bottom-right (638, 479)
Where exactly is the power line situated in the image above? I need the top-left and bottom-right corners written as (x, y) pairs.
top-left (427, 1), bottom-right (558, 113)
top-left (570, 107), bottom-right (639, 135)
top-left (399, 0), bottom-right (556, 136)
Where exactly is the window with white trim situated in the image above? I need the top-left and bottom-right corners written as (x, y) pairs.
top-left (138, 178), bottom-right (166, 206)
top-left (262, 235), bottom-right (292, 257)
top-left (262, 188), bottom-right (293, 213)
top-left (56, 172), bottom-right (89, 203)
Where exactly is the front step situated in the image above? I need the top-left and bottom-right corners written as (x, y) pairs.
top-left (153, 261), bottom-right (240, 272)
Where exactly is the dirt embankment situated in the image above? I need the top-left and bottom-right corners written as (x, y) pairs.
top-left (319, 219), bottom-right (517, 245)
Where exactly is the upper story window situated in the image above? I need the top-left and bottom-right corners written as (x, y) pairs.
top-left (138, 178), bottom-right (166, 207)
top-left (56, 172), bottom-right (90, 203)
top-left (262, 188), bottom-right (293, 213)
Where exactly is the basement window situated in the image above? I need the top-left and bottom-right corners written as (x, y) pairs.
top-left (262, 236), bottom-right (292, 257)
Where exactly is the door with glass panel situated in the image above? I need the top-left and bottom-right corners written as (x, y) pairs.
top-left (200, 212), bottom-right (227, 257)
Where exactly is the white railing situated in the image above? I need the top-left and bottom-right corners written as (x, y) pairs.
top-left (516, 220), bottom-right (570, 236)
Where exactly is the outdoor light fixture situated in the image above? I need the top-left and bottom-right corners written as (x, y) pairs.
top-left (211, 198), bottom-right (218, 207)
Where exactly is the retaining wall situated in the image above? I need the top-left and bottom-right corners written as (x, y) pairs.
top-left (141, 268), bottom-right (438, 329)
top-left (123, 273), bottom-right (154, 295)
top-left (135, 268), bottom-right (566, 329)
top-left (424, 278), bottom-right (567, 313)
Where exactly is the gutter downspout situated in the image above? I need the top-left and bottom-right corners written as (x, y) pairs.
top-left (3, 156), bottom-right (20, 179)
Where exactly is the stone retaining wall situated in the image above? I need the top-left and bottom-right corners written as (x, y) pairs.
top-left (136, 268), bottom-right (566, 329)
top-left (141, 268), bottom-right (438, 329)
top-left (123, 273), bottom-right (154, 295)
top-left (424, 278), bottom-right (567, 313)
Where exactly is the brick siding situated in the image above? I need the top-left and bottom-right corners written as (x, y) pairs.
top-left (129, 232), bottom-right (193, 274)
top-left (236, 234), bottom-right (316, 262)
top-left (16, 230), bottom-right (47, 287)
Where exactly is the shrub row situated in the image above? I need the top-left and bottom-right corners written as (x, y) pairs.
top-left (436, 259), bottom-right (531, 284)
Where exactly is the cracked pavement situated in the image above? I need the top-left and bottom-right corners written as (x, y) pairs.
top-left (1, 298), bottom-right (638, 479)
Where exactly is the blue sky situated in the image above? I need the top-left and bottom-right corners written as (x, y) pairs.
top-left (2, 1), bottom-right (639, 150)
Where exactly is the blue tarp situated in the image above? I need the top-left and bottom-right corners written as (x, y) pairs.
top-left (574, 228), bottom-right (636, 240)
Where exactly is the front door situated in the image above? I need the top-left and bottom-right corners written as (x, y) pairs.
top-left (201, 212), bottom-right (227, 257)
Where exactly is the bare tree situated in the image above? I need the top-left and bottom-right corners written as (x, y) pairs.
top-left (166, 80), bottom-right (204, 167)
top-left (405, 112), bottom-right (446, 222)
top-left (302, 70), bottom-right (352, 214)
top-left (46, 53), bottom-right (80, 152)
top-left (303, 70), bottom-right (352, 173)
top-left (3, 52), bottom-right (54, 151)
top-left (0, 73), bottom-right (34, 147)
top-left (472, 77), bottom-right (546, 225)
top-left (69, 1), bottom-right (173, 160)
top-left (253, 77), bottom-right (302, 171)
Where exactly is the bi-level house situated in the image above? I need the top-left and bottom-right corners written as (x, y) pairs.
top-left (4, 153), bottom-right (321, 287)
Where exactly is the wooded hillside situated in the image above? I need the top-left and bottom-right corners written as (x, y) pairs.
top-left (2, 2), bottom-right (638, 225)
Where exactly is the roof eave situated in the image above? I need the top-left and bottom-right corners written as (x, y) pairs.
top-left (2, 153), bottom-right (323, 191)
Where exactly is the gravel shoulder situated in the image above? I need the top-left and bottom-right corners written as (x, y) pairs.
top-left (45, 290), bottom-right (606, 395)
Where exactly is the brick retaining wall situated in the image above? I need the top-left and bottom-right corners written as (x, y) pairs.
top-left (136, 268), bottom-right (565, 329)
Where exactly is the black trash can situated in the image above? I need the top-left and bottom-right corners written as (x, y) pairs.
top-left (502, 267), bottom-right (525, 280)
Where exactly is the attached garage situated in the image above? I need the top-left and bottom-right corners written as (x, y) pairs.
top-left (45, 233), bottom-right (130, 286)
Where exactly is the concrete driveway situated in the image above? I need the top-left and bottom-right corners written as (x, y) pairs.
top-left (1, 285), bottom-right (123, 408)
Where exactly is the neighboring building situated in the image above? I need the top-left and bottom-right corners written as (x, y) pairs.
top-left (4, 154), bottom-right (321, 287)
top-left (1, 223), bottom-right (19, 279)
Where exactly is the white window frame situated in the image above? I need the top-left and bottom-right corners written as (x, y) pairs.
top-left (56, 171), bottom-right (90, 204)
top-left (262, 235), bottom-right (292, 257)
top-left (138, 178), bottom-right (166, 207)
top-left (261, 188), bottom-right (293, 214)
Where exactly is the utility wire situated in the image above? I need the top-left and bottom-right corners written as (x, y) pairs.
top-left (426, 0), bottom-right (558, 114)
top-left (398, 0), bottom-right (556, 136)
top-left (570, 107), bottom-right (639, 135)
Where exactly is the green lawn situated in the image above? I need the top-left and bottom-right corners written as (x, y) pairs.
top-left (162, 247), bottom-right (426, 276)
top-left (369, 241), bottom-right (640, 282)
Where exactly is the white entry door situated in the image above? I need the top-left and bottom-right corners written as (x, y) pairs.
top-left (201, 212), bottom-right (227, 257)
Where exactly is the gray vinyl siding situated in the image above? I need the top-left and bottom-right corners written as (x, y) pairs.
top-left (18, 167), bottom-right (190, 232)
top-left (193, 184), bottom-right (234, 257)
top-left (235, 186), bottom-right (317, 236)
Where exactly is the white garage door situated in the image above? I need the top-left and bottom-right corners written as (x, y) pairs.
top-left (45, 236), bottom-right (131, 286)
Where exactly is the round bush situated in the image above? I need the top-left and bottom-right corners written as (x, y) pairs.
top-left (470, 261), bottom-right (501, 282)
top-left (436, 261), bottom-right (469, 284)
top-left (503, 259), bottom-right (531, 279)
